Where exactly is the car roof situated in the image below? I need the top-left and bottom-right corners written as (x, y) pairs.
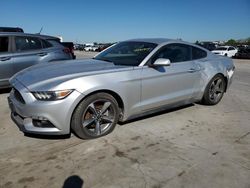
top-left (124, 38), bottom-right (210, 53)
top-left (125, 38), bottom-right (180, 45)
top-left (0, 32), bottom-right (59, 40)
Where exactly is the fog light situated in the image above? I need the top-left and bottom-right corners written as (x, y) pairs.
top-left (32, 119), bottom-right (55, 128)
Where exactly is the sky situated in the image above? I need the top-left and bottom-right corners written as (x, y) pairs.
top-left (1, 0), bottom-right (250, 43)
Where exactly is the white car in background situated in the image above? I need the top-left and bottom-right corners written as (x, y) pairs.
top-left (84, 45), bottom-right (98, 51)
top-left (212, 46), bottom-right (237, 57)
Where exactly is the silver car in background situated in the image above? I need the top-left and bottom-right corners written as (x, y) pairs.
top-left (0, 32), bottom-right (72, 88)
top-left (8, 38), bottom-right (235, 139)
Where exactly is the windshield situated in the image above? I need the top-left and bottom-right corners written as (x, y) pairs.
top-left (94, 41), bottom-right (157, 66)
top-left (215, 47), bottom-right (228, 51)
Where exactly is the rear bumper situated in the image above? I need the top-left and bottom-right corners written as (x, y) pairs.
top-left (8, 79), bottom-right (84, 135)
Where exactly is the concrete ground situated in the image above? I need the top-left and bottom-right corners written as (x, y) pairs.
top-left (0, 52), bottom-right (249, 188)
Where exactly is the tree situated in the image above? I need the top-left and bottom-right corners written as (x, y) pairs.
top-left (195, 40), bottom-right (200, 45)
top-left (225, 39), bottom-right (237, 46)
top-left (246, 37), bottom-right (250, 45)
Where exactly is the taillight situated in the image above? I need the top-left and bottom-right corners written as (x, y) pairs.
top-left (69, 47), bottom-right (74, 53)
top-left (63, 48), bottom-right (71, 54)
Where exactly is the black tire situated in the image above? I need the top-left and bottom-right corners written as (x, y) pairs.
top-left (201, 74), bottom-right (226, 105)
top-left (71, 93), bottom-right (119, 139)
top-left (224, 53), bottom-right (227, 56)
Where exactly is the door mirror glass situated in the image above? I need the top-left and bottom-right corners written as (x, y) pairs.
top-left (153, 58), bottom-right (171, 66)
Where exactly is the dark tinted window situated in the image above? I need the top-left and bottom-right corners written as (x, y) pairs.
top-left (192, 46), bottom-right (207, 60)
top-left (15, 36), bottom-right (42, 51)
top-left (94, 42), bottom-right (157, 66)
top-left (152, 43), bottom-right (191, 63)
top-left (41, 39), bottom-right (52, 48)
top-left (0, 37), bottom-right (9, 53)
top-left (228, 47), bottom-right (234, 51)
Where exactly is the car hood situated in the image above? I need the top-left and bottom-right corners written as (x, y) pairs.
top-left (11, 59), bottom-right (130, 90)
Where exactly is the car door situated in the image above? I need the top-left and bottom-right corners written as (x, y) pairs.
top-left (11, 36), bottom-right (45, 75)
top-left (140, 43), bottom-right (201, 111)
top-left (0, 35), bottom-right (13, 87)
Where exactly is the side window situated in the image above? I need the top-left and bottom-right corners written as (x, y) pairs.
top-left (41, 39), bottom-right (52, 48)
top-left (228, 47), bottom-right (234, 51)
top-left (192, 46), bottom-right (207, 60)
top-left (15, 36), bottom-right (42, 52)
top-left (153, 43), bottom-right (191, 63)
top-left (0, 36), bottom-right (9, 53)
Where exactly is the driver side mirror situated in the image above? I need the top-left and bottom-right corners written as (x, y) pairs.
top-left (153, 58), bottom-right (171, 66)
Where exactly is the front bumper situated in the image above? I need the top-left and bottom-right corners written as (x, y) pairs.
top-left (8, 79), bottom-right (84, 135)
top-left (227, 67), bottom-right (235, 88)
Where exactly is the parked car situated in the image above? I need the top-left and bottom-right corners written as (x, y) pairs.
top-left (8, 38), bottom-right (234, 139)
top-left (0, 27), bottom-right (24, 33)
top-left (198, 42), bottom-right (216, 51)
top-left (84, 45), bottom-right (98, 51)
top-left (234, 46), bottom-right (250, 59)
top-left (0, 32), bottom-right (72, 88)
top-left (212, 46), bottom-right (237, 57)
top-left (74, 44), bottom-right (85, 51)
top-left (96, 43), bottom-right (114, 52)
top-left (42, 37), bottom-right (76, 60)
top-left (61, 42), bottom-right (76, 59)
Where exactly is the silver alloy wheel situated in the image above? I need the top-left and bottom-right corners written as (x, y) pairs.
top-left (209, 78), bottom-right (224, 103)
top-left (81, 100), bottom-right (115, 136)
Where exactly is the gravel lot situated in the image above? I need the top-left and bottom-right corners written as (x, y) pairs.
top-left (0, 52), bottom-right (249, 188)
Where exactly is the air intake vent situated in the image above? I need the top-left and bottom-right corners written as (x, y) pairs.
top-left (13, 88), bottom-right (25, 104)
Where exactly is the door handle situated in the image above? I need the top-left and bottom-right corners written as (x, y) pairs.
top-left (0, 57), bottom-right (11, 61)
top-left (188, 68), bottom-right (198, 73)
top-left (37, 52), bottom-right (47, 57)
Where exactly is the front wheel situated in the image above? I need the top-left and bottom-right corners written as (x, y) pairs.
top-left (202, 74), bottom-right (226, 105)
top-left (71, 93), bottom-right (119, 139)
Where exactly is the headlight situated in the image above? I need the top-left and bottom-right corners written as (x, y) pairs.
top-left (32, 89), bottom-right (73, 101)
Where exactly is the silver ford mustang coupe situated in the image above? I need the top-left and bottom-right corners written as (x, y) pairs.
top-left (8, 38), bottom-right (235, 139)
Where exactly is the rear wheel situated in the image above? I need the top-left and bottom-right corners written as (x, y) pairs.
top-left (202, 74), bottom-right (226, 105)
top-left (71, 93), bottom-right (119, 139)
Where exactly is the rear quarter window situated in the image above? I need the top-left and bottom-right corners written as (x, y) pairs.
top-left (41, 39), bottom-right (52, 48)
top-left (192, 47), bottom-right (207, 60)
top-left (47, 40), bottom-right (64, 48)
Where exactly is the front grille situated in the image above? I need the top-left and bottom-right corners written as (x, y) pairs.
top-left (13, 88), bottom-right (25, 104)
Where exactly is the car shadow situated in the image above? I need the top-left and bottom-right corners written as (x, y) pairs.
top-left (119, 103), bottom-right (194, 125)
top-left (0, 88), bottom-right (11, 94)
top-left (24, 133), bottom-right (71, 140)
